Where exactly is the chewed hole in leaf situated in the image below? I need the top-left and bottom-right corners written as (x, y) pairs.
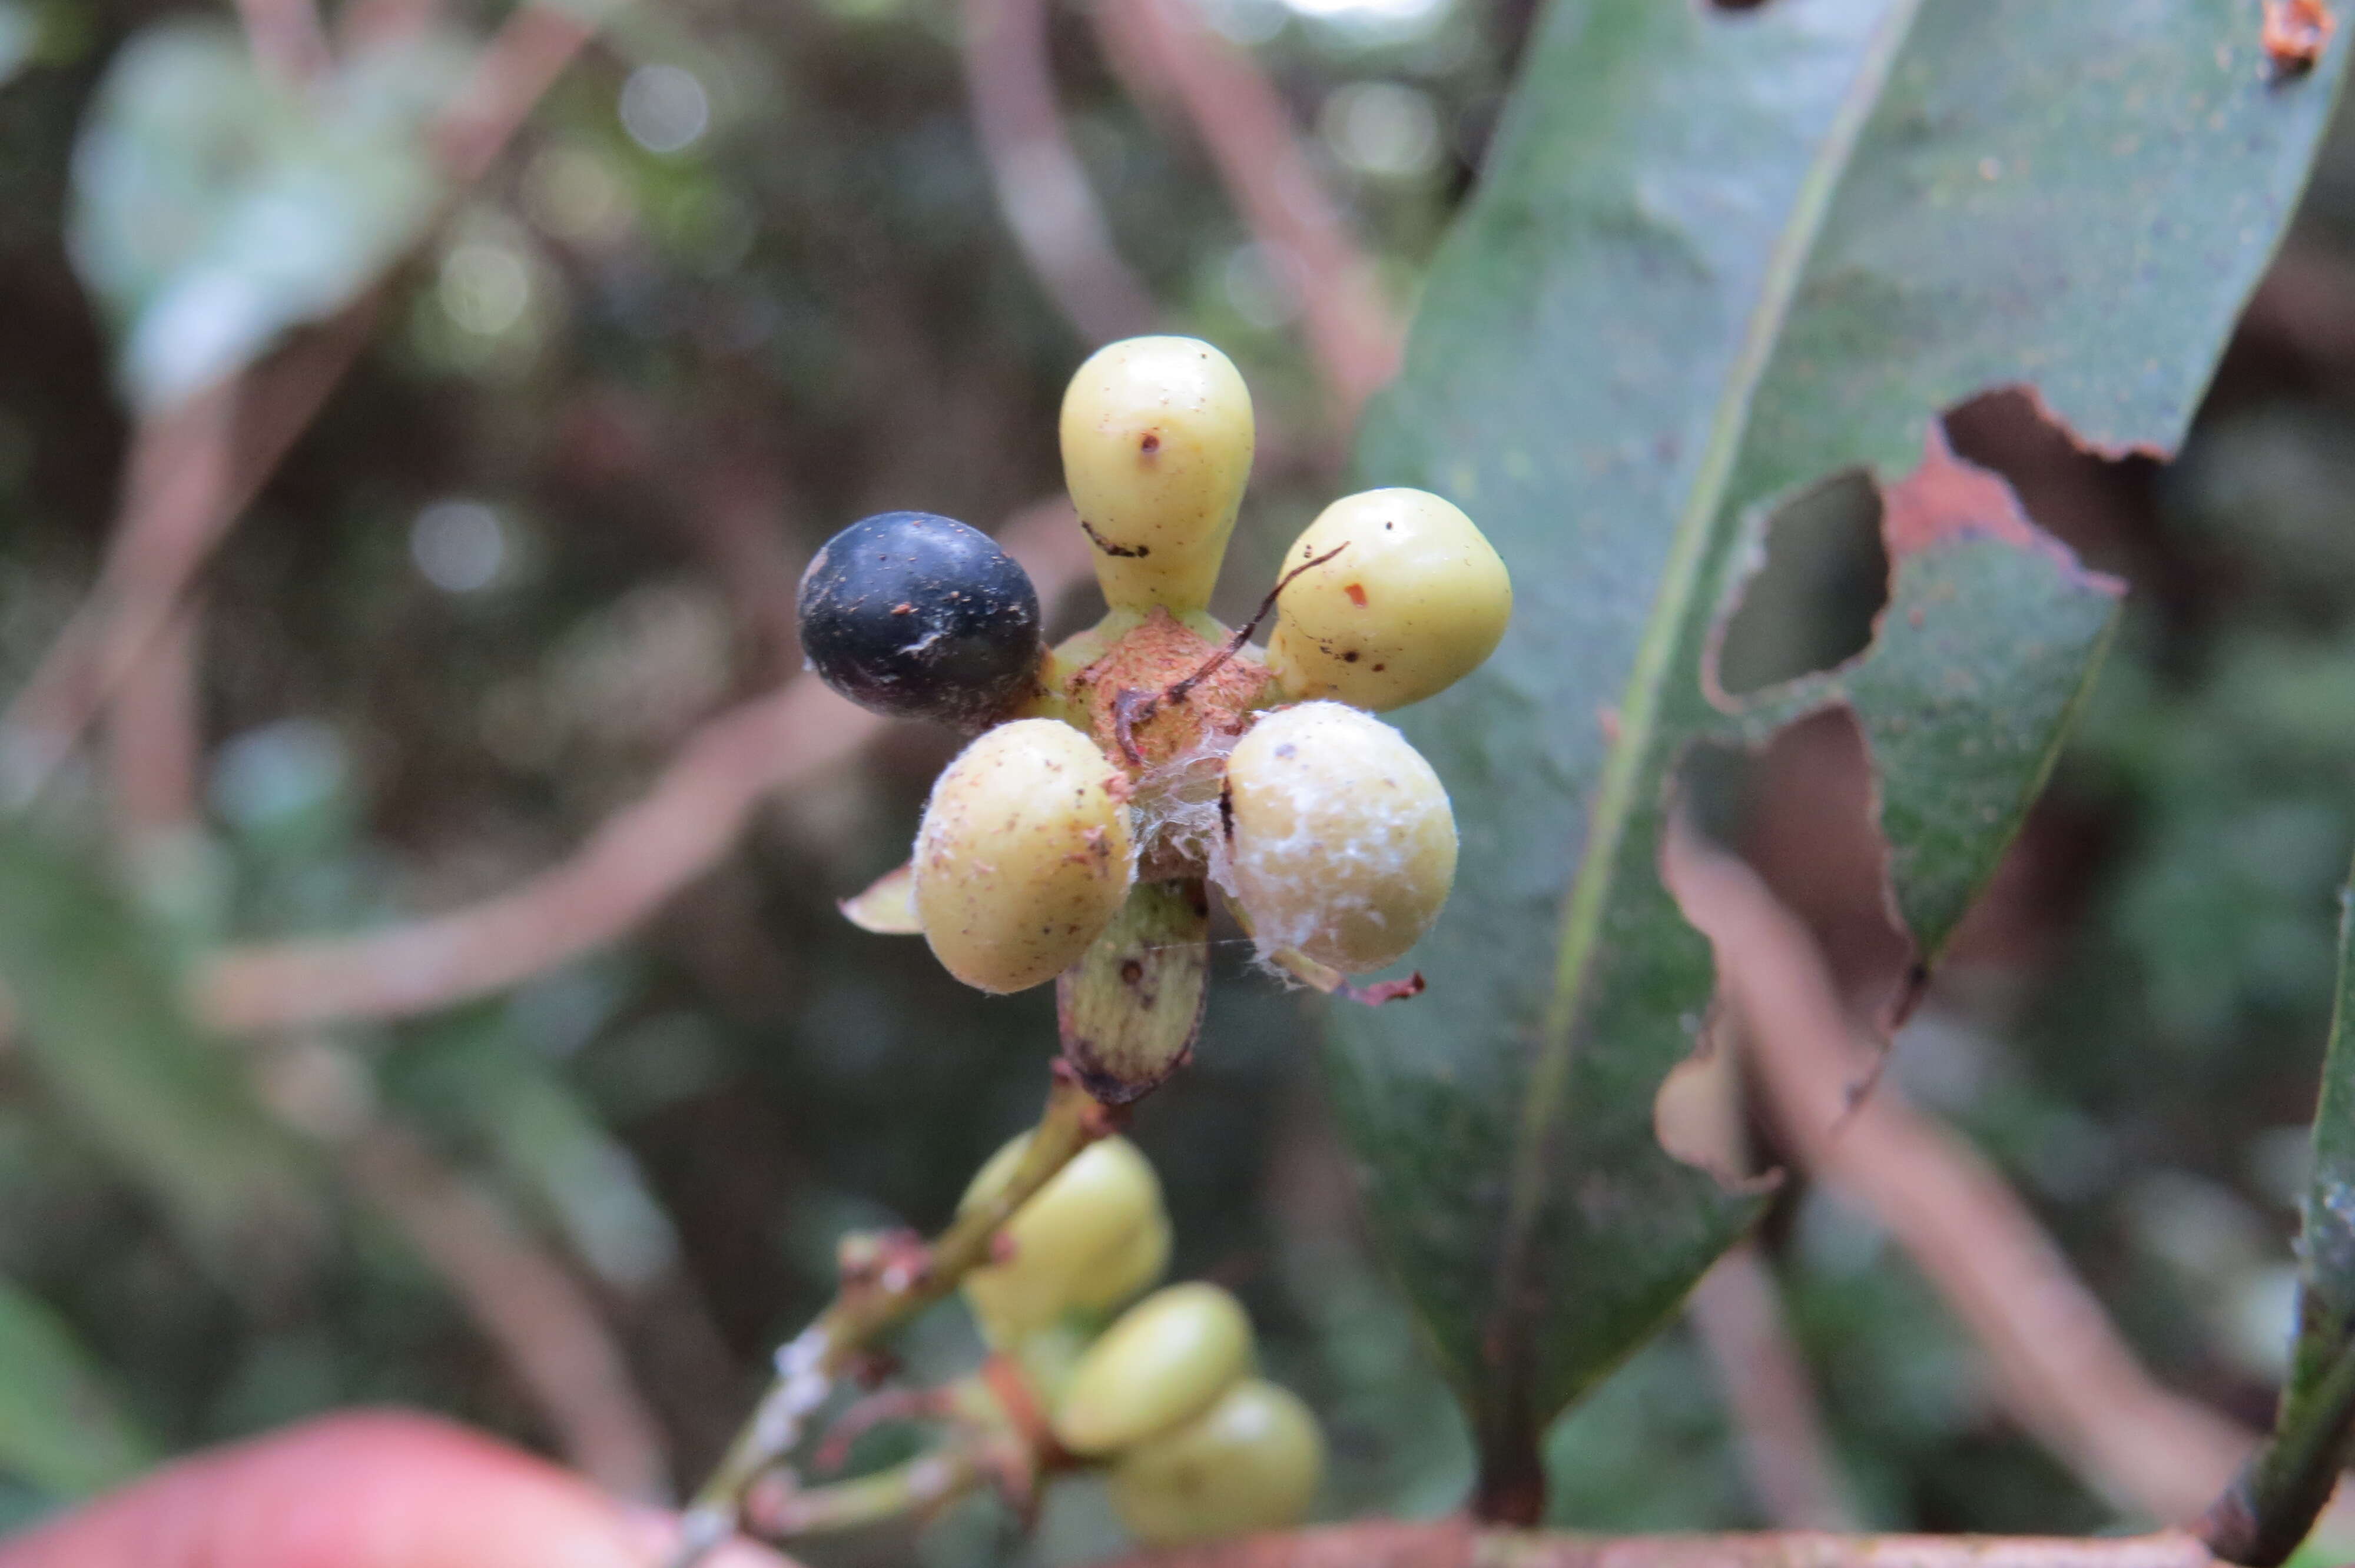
top-left (1654, 716), bottom-right (1915, 1189)
top-left (1700, 701), bottom-right (1921, 1025)
top-left (1740, 706), bottom-right (1914, 1010)
top-left (1711, 469), bottom-right (1888, 699)
top-left (1652, 740), bottom-right (1783, 1192)
top-left (1942, 387), bottom-right (2150, 578)
top-left (1653, 1024), bottom-right (1754, 1184)
top-left (1671, 733), bottom-right (1755, 851)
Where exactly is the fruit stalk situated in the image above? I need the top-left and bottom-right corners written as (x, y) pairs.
top-left (1057, 880), bottom-right (1212, 1104)
top-left (669, 1069), bottom-right (1116, 1566)
top-left (744, 1446), bottom-right (991, 1539)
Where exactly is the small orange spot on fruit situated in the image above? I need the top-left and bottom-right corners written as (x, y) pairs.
top-left (1344, 583), bottom-right (1368, 607)
top-left (2265, 0), bottom-right (2334, 69)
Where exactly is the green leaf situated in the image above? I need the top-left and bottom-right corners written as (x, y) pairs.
top-left (65, 20), bottom-right (463, 410)
top-left (1332, 0), bottom-right (2344, 1512)
top-left (0, 1278), bottom-right (152, 1498)
top-left (0, 825), bottom-right (319, 1270)
top-left (2204, 864), bottom-right (2355, 1566)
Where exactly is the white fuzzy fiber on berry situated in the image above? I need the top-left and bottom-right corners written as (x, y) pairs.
top-left (1220, 702), bottom-right (1456, 975)
top-left (1130, 729), bottom-right (1240, 879)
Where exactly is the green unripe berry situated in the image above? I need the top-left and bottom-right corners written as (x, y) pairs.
top-left (1060, 337), bottom-right (1255, 616)
top-left (1072, 1206), bottom-right (1173, 1315)
top-left (1006, 1317), bottom-right (1092, 1410)
top-left (913, 719), bottom-right (1136, 994)
top-left (959, 1132), bottom-right (1167, 1344)
top-left (1051, 1282), bottom-right (1252, 1456)
top-left (1223, 703), bottom-right (1457, 975)
top-left (1266, 489), bottom-right (1511, 712)
top-left (1108, 1378), bottom-right (1325, 1547)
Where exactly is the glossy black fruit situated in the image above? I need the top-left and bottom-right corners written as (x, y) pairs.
top-left (797, 511), bottom-right (1043, 727)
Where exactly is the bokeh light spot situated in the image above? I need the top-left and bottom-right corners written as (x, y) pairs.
top-left (411, 498), bottom-right (510, 593)
top-left (620, 64), bottom-right (711, 155)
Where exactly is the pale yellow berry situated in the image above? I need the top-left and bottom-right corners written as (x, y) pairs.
top-left (1265, 488), bottom-right (1511, 712)
top-left (1071, 1207), bottom-right (1172, 1315)
top-left (1109, 1378), bottom-right (1325, 1547)
top-left (913, 719), bottom-right (1135, 994)
top-left (1006, 1318), bottom-right (1091, 1410)
top-left (1060, 337), bottom-right (1255, 616)
top-left (959, 1132), bottom-right (1167, 1344)
top-left (1051, 1282), bottom-right (1252, 1456)
top-left (1222, 703), bottom-right (1457, 974)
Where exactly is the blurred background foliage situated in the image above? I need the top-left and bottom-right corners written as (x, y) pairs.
top-left (0, 0), bottom-right (2352, 1560)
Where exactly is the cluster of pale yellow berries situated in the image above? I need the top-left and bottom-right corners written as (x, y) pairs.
top-left (801, 335), bottom-right (1512, 1009)
top-left (961, 1131), bottom-right (1322, 1546)
top-left (782, 337), bottom-right (1510, 1549)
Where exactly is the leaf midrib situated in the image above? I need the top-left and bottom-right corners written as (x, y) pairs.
top-left (1496, 0), bottom-right (1929, 1351)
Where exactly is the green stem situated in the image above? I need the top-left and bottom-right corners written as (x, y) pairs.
top-left (2199, 1306), bottom-right (2355, 1564)
top-left (748, 1448), bottom-right (988, 1539)
top-left (2200, 872), bottom-right (2355, 1566)
top-left (669, 1071), bottom-right (1107, 1566)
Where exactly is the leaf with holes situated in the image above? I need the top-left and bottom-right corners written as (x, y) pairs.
top-left (1328, 0), bottom-right (2346, 1516)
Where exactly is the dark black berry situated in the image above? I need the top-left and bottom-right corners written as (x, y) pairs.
top-left (797, 511), bottom-right (1043, 727)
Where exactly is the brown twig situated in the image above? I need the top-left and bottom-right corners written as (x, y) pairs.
top-left (1657, 1016), bottom-right (1853, 1530)
top-left (668, 424), bottom-right (811, 679)
top-left (961, 0), bottom-right (1159, 343)
top-left (1091, 0), bottom-right (1400, 426)
top-left (433, 1), bottom-right (600, 184)
top-left (0, 309), bottom-right (371, 814)
top-left (200, 676), bottom-right (880, 1029)
top-left (1687, 1244), bottom-right (1857, 1531)
top-left (194, 503), bottom-right (1091, 1033)
top-left (2, 383), bottom-right (242, 806)
top-left (81, 444), bottom-right (677, 1511)
top-left (6, 337), bottom-right (353, 818)
top-left (341, 1121), bottom-right (671, 1500)
top-left (102, 604), bottom-right (204, 846)
top-left (0, 0), bottom-right (598, 808)
top-left (337, 0), bottom-right (446, 49)
top-left (89, 588), bottom-right (674, 1501)
top-left (1663, 830), bottom-right (2267, 1528)
top-left (1104, 1521), bottom-right (2220, 1568)
top-left (234, 0), bottom-right (336, 89)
